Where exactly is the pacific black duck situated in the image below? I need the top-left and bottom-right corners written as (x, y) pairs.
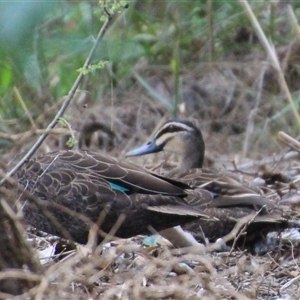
top-left (126, 119), bottom-right (287, 246)
top-left (18, 150), bottom-right (209, 245)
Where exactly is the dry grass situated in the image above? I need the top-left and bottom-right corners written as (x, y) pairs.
top-left (2, 1), bottom-right (300, 298)
top-left (2, 66), bottom-right (300, 298)
top-left (8, 228), bottom-right (300, 299)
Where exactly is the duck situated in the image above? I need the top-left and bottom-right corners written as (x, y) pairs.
top-left (126, 119), bottom-right (205, 174)
top-left (126, 119), bottom-right (287, 246)
top-left (17, 150), bottom-right (209, 245)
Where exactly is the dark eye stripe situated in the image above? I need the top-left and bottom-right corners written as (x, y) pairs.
top-left (156, 124), bottom-right (187, 139)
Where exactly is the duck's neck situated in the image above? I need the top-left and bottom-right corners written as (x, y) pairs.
top-left (177, 137), bottom-right (205, 172)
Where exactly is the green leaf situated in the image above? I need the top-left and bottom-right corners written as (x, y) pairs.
top-left (77, 60), bottom-right (109, 75)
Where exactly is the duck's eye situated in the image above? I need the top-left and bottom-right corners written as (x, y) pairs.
top-left (168, 125), bottom-right (175, 132)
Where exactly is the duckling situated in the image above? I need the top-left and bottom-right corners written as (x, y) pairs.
top-left (126, 119), bottom-right (287, 247)
top-left (17, 150), bottom-right (209, 245)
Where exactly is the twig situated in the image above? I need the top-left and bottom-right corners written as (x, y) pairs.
top-left (207, 0), bottom-right (214, 62)
top-left (231, 159), bottom-right (257, 176)
top-left (0, 269), bottom-right (41, 282)
top-left (277, 131), bottom-right (300, 154)
top-left (287, 4), bottom-right (300, 36)
top-left (240, 0), bottom-right (300, 127)
top-left (205, 211), bottom-right (261, 253)
top-left (159, 226), bottom-right (205, 249)
top-left (243, 64), bottom-right (267, 157)
top-left (13, 87), bottom-right (37, 129)
top-left (227, 151), bottom-right (299, 171)
top-left (228, 209), bottom-right (263, 256)
top-left (280, 274), bottom-right (300, 292)
top-left (133, 72), bottom-right (172, 109)
top-left (0, 128), bottom-right (77, 143)
top-left (0, 14), bottom-right (114, 186)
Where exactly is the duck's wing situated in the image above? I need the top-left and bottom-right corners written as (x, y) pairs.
top-left (18, 150), bottom-right (210, 242)
top-left (19, 150), bottom-right (189, 194)
top-left (177, 168), bottom-right (275, 211)
top-left (19, 150), bottom-right (210, 210)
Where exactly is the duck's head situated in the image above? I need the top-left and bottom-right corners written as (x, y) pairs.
top-left (126, 119), bottom-right (205, 171)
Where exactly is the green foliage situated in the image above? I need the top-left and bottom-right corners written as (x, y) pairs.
top-left (0, 0), bottom-right (299, 145)
top-left (99, 0), bottom-right (128, 21)
top-left (77, 60), bottom-right (109, 75)
top-left (66, 136), bottom-right (78, 148)
top-left (58, 116), bottom-right (71, 127)
top-left (58, 116), bottom-right (78, 148)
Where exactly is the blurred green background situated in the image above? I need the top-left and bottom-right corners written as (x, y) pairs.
top-left (1, 0), bottom-right (300, 156)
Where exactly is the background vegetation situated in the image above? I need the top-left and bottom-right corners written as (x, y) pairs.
top-left (1, 1), bottom-right (300, 297)
top-left (2, 0), bottom-right (300, 162)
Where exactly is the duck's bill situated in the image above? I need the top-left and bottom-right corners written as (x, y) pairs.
top-left (126, 140), bottom-right (162, 157)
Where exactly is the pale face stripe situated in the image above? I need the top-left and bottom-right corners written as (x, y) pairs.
top-left (155, 132), bottom-right (178, 147)
top-left (154, 121), bottom-right (195, 148)
top-left (157, 122), bottom-right (194, 135)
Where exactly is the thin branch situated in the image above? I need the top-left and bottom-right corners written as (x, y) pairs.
top-left (13, 87), bottom-right (37, 129)
top-left (227, 151), bottom-right (299, 171)
top-left (287, 4), bottom-right (300, 37)
top-left (277, 131), bottom-right (300, 154)
top-left (243, 64), bottom-right (267, 157)
top-left (0, 128), bottom-right (77, 143)
top-left (239, 0), bottom-right (300, 127)
top-left (207, 0), bottom-right (214, 62)
top-left (0, 14), bottom-right (114, 186)
top-left (205, 212), bottom-right (259, 253)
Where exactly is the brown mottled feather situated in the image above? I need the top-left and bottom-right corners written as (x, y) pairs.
top-left (181, 180), bottom-right (285, 243)
top-left (126, 119), bottom-right (288, 245)
top-left (18, 150), bottom-right (208, 244)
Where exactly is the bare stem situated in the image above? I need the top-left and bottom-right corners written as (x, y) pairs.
top-left (0, 14), bottom-right (114, 186)
top-left (239, 0), bottom-right (300, 127)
